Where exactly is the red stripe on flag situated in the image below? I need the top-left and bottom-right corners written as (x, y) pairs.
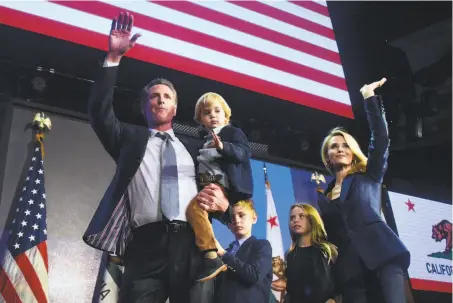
top-left (54, 1), bottom-right (347, 91)
top-left (0, 266), bottom-right (22, 303)
top-left (37, 242), bottom-right (48, 272)
top-left (15, 253), bottom-right (47, 303)
top-left (229, 0), bottom-right (335, 40)
top-left (76, 2), bottom-right (344, 87)
top-left (0, 7), bottom-right (353, 118)
top-left (289, 1), bottom-right (330, 17)
top-left (410, 278), bottom-right (452, 293)
top-left (154, 0), bottom-right (341, 64)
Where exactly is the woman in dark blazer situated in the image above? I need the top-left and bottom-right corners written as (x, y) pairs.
top-left (318, 78), bottom-right (410, 303)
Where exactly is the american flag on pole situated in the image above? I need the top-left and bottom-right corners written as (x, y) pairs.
top-left (0, 0), bottom-right (352, 118)
top-left (0, 135), bottom-right (49, 302)
top-left (264, 163), bottom-right (286, 303)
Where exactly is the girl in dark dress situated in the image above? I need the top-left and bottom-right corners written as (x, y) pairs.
top-left (318, 78), bottom-right (410, 303)
top-left (283, 203), bottom-right (339, 303)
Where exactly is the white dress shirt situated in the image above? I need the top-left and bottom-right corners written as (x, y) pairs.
top-left (127, 129), bottom-right (198, 227)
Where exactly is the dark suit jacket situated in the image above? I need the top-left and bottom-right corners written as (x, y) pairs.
top-left (82, 66), bottom-right (230, 257)
top-left (199, 125), bottom-right (253, 202)
top-left (217, 236), bottom-right (273, 303)
top-left (318, 96), bottom-right (410, 283)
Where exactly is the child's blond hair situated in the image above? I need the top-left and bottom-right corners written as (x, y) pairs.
top-left (233, 199), bottom-right (257, 215)
top-left (194, 92), bottom-right (232, 125)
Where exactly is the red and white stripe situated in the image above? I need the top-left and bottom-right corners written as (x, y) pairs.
top-left (0, 242), bottom-right (49, 303)
top-left (0, 0), bottom-right (353, 118)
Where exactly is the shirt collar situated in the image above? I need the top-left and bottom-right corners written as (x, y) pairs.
top-left (237, 235), bottom-right (252, 247)
top-left (211, 125), bottom-right (226, 135)
top-left (202, 125), bottom-right (226, 140)
top-left (149, 128), bottom-right (177, 141)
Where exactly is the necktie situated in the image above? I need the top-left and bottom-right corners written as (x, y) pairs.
top-left (155, 132), bottom-right (179, 221)
top-left (227, 240), bottom-right (240, 256)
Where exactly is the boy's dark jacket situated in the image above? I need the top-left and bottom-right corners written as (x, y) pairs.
top-left (199, 125), bottom-right (253, 203)
top-left (215, 236), bottom-right (273, 303)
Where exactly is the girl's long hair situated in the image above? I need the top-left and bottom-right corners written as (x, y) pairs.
top-left (288, 203), bottom-right (338, 263)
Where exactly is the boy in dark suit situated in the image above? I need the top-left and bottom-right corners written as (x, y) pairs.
top-left (215, 200), bottom-right (273, 303)
top-left (186, 92), bottom-right (253, 282)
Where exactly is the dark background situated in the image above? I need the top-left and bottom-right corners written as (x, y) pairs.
top-left (0, 2), bottom-right (451, 301)
top-left (0, 1), bottom-right (451, 205)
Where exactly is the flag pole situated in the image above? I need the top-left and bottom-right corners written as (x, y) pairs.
top-left (263, 162), bottom-right (269, 186)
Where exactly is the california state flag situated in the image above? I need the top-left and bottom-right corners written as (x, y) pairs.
top-left (264, 163), bottom-right (286, 302)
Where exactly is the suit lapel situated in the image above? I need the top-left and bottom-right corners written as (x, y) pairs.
top-left (122, 126), bottom-right (149, 180)
top-left (340, 175), bottom-right (354, 203)
top-left (236, 236), bottom-right (255, 258)
top-left (324, 175), bottom-right (354, 203)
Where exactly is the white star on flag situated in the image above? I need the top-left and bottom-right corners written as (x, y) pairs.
top-left (1, 136), bottom-right (49, 302)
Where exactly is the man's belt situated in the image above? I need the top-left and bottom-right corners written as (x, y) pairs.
top-left (133, 220), bottom-right (190, 237)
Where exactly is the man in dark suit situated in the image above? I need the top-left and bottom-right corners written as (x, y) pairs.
top-left (82, 12), bottom-right (232, 303)
top-left (214, 200), bottom-right (273, 303)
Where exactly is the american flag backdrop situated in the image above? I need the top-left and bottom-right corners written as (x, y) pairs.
top-left (0, 138), bottom-right (49, 303)
top-left (0, 0), bottom-right (352, 118)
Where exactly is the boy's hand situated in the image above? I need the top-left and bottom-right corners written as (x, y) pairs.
top-left (209, 131), bottom-right (223, 150)
top-left (271, 279), bottom-right (286, 292)
top-left (215, 238), bottom-right (226, 257)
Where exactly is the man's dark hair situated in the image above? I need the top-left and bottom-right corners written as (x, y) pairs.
top-left (140, 78), bottom-right (178, 110)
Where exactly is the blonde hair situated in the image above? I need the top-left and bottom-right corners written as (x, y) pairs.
top-left (288, 203), bottom-right (338, 263)
top-left (321, 127), bottom-right (368, 175)
top-left (194, 92), bottom-right (232, 125)
top-left (233, 199), bottom-right (257, 215)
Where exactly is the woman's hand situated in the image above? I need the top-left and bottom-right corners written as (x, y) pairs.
top-left (360, 78), bottom-right (387, 99)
